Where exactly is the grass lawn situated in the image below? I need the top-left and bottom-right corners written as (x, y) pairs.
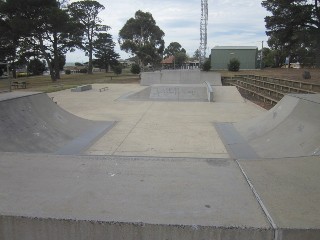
top-left (4, 71), bottom-right (140, 93)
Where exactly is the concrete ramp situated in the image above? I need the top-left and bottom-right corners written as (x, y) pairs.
top-left (122, 84), bottom-right (209, 102)
top-left (0, 92), bottom-right (115, 154)
top-left (219, 94), bottom-right (320, 158)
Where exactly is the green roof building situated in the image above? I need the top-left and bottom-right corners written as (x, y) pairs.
top-left (211, 46), bottom-right (258, 70)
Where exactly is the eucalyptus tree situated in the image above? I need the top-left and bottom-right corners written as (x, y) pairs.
top-left (93, 33), bottom-right (119, 72)
top-left (118, 10), bottom-right (165, 67)
top-left (262, 0), bottom-right (320, 67)
top-left (68, 0), bottom-right (106, 74)
top-left (0, 0), bottom-right (36, 77)
top-left (0, 0), bottom-right (74, 80)
top-left (163, 42), bottom-right (186, 58)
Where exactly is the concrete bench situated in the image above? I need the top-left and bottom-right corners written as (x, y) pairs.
top-left (71, 84), bottom-right (92, 92)
top-left (99, 86), bottom-right (109, 92)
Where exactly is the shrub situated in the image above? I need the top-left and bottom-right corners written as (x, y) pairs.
top-left (79, 68), bottom-right (88, 73)
top-left (65, 69), bottom-right (71, 75)
top-left (113, 65), bottom-right (122, 75)
top-left (202, 59), bottom-right (211, 71)
top-left (130, 63), bottom-right (141, 74)
top-left (28, 58), bottom-right (46, 75)
top-left (302, 71), bottom-right (311, 79)
top-left (228, 58), bottom-right (240, 72)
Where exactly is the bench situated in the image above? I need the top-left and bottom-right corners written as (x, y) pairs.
top-left (71, 84), bottom-right (92, 92)
top-left (11, 81), bottom-right (28, 89)
top-left (99, 86), bottom-right (109, 92)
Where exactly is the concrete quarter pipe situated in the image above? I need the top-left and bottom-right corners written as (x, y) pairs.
top-left (217, 94), bottom-right (320, 159)
top-left (0, 92), bottom-right (115, 154)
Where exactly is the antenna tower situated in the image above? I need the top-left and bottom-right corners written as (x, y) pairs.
top-left (199, 0), bottom-right (208, 66)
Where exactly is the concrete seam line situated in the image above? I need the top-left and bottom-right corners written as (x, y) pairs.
top-left (111, 102), bottom-right (154, 155)
top-left (235, 160), bottom-right (280, 240)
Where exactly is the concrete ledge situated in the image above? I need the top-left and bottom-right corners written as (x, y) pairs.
top-left (71, 84), bottom-right (92, 92)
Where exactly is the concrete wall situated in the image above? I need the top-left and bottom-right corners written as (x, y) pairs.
top-left (211, 47), bottom-right (258, 70)
top-left (141, 70), bottom-right (222, 86)
top-left (0, 215), bottom-right (273, 240)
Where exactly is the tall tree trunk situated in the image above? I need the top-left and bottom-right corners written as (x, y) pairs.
top-left (88, 42), bottom-right (93, 74)
top-left (39, 36), bottom-right (56, 81)
top-left (53, 32), bottom-right (60, 79)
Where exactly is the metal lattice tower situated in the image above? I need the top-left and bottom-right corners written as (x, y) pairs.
top-left (199, 0), bottom-right (208, 66)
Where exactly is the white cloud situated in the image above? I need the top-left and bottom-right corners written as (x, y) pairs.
top-left (66, 0), bottom-right (269, 62)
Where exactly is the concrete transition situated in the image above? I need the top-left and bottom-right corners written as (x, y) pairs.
top-left (0, 92), bottom-right (115, 154)
top-left (217, 94), bottom-right (320, 158)
top-left (1, 88), bottom-right (320, 240)
top-left (140, 69), bottom-right (222, 86)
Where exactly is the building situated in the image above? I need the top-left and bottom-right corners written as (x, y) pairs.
top-left (211, 46), bottom-right (258, 70)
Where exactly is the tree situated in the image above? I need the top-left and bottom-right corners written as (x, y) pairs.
top-left (164, 42), bottom-right (186, 58)
top-left (228, 58), bottom-right (240, 71)
top-left (131, 63), bottom-right (141, 74)
top-left (68, 0), bottom-right (106, 74)
top-left (112, 64), bottom-right (122, 75)
top-left (94, 33), bottom-right (119, 72)
top-left (0, 0), bottom-right (75, 81)
top-left (174, 52), bottom-right (188, 67)
top-left (28, 58), bottom-right (46, 75)
top-left (119, 10), bottom-right (165, 68)
top-left (193, 49), bottom-right (200, 60)
top-left (262, 0), bottom-right (320, 68)
top-left (0, 0), bottom-right (36, 78)
top-left (202, 59), bottom-right (211, 71)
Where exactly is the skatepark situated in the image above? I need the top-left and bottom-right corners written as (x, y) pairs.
top-left (0, 70), bottom-right (319, 240)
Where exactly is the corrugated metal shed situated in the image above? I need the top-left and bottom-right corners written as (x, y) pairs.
top-left (211, 46), bottom-right (258, 70)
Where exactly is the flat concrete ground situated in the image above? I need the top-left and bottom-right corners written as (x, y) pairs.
top-left (49, 84), bottom-right (265, 158)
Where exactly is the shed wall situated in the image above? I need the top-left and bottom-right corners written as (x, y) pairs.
top-left (211, 48), bottom-right (258, 70)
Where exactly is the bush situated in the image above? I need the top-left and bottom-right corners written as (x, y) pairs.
top-left (202, 59), bottom-right (211, 71)
top-left (65, 69), bottom-right (71, 75)
top-left (130, 63), bottom-right (141, 74)
top-left (228, 58), bottom-right (240, 72)
top-left (79, 68), bottom-right (88, 73)
top-left (28, 58), bottom-right (46, 75)
top-left (113, 65), bottom-right (122, 75)
top-left (302, 71), bottom-right (311, 79)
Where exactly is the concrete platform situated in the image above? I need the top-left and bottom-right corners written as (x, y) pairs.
top-left (239, 156), bottom-right (320, 239)
top-left (0, 153), bottom-right (272, 240)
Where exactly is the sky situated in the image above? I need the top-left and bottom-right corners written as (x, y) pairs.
top-left (66, 0), bottom-right (270, 63)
